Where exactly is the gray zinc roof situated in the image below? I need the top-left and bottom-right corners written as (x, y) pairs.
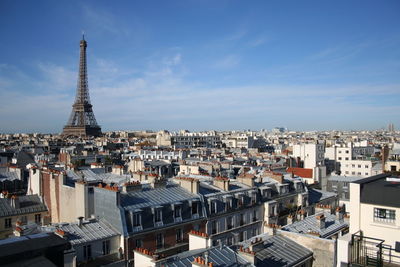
top-left (57, 219), bottom-right (120, 246)
top-left (308, 188), bottom-right (337, 205)
top-left (282, 211), bottom-right (348, 238)
top-left (0, 194), bottom-right (48, 217)
top-left (120, 183), bottom-right (200, 211)
top-left (251, 234), bottom-right (313, 267)
top-left (0, 171), bottom-right (19, 181)
top-left (158, 245), bottom-right (251, 267)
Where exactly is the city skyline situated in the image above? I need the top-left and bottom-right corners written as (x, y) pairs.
top-left (1, 0), bottom-right (400, 133)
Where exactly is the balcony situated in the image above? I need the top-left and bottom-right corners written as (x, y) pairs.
top-left (349, 233), bottom-right (400, 267)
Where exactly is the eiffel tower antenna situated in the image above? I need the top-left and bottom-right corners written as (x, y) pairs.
top-left (62, 36), bottom-right (102, 137)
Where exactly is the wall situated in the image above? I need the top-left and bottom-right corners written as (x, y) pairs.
top-left (59, 181), bottom-right (77, 223)
top-left (279, 230), bottom-right (336, 267)
top-left (358, 203), bottom-right (400, 248)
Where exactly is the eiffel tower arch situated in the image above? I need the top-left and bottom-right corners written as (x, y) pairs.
top-left (62, 36), bottom-right (102, 137)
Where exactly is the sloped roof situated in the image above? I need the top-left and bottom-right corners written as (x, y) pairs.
top-left (282, 211), bottom-right (348, 238)
top-left (120, 183), bottom-right (199, 211)
top-left (0, 195), bottom-right (48, 217)
top-left (251, 234), bottom-right (313, 267)
top-left (158, 245), bottom-right (251, 267)
top-left (287, 167), bottom-right (313, 178)
top-left (57, 219), bottom-right (120, 246)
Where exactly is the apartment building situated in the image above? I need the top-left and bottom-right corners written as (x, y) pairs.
top-left (0, 194), bottom-right (48, 239)
top-left (337, 173), bottom-right (400, 266)
top-left (94, 178), bottom-right (207, 265)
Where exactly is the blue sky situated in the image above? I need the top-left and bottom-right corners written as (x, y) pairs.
top-left (0, 0), bottom-right (399, 133)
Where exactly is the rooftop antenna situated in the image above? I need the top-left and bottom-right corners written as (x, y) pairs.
top-left (82, 30), bottom-right (85, 40)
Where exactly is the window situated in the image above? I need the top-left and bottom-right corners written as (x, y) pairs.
top-left (4, 218), bottom-right (11, 228)
top-left (239, 231), bottom-right (244, 242)
top-left (155, 209), bottom-right (162, 223)
top-left (176, 228), bottom-right (183, 243)
top-left (365, 165), bottom-right (369, 168)
top-left (174, 206), bottom-right (181, 218)
top-left (358, 165), bottom-right (361, 168)
top-left (156, 233), bottom-right (164, 249)
top-left (251, 193), bottom-right (256, 205)
top-left (357, 172), bottom-right (361, 175)
top-left (35, 214), bottom-right (41, 224)
top-left (135, 239), bottom-right (142, 248)
top-left (338, 151), bottom-right (342, 154)
top-left (102, 240), bottom-right (110, 255)
top-left (374, 208), bottom-right (396, 223)
top-left (253, 210), bottom-right (257, 222)
top-left (365, 172), bottom-right (369, 176)
top-left (352, 172), bottom-right (355, 175)
top-left (346, 150), bottom-right (349, 154)
top-left (240, 214), bottom-right (245, 226)
top-left (225, 198), bottom-right (232, 211)
top-left (238, 196), bottom-right (244, 207)
top-left (345, 171), bottom-right (349, 174)
top-left (252, 228), bottom-right (257, 237)
top-left (352, 164), bottom-right (355, 168)
top-left (338, 157), bottom-right (342, 160)
top-left (21, 216), bottom-right (27, 224)
top-left (133, 213), bottom-right (141, 227)
top-left (83, 245), bottom-right (92, 260)
top-left (345, 157), bottom-right (349, 160)
top-left (227, 236), bottom-right (233, 246)
top-left (211, 220), bottom-right (217, 234)
top-left (227, 216), bottom-right (233, 229)
top-left (209, 200), bottom-right (217, 214)
top-left (191, 202), bottom-right (198, 216)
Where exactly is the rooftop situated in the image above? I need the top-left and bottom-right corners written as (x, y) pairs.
top-left (282, 211), bottom-right (348, 238)
top-left (120, 182), bottom-right (200, 211)
top-left (0, 194), bottom-right (48, 217)
top-left (241, 234), bottom-right (313, 267)
top-left (55, 218), bottom-right (120, 245)
top-left (355, 173), bottom-right (400, 208)
top-left (156, 245), bottom-right (251, 267)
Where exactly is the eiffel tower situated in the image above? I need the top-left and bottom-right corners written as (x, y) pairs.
top-left (62, 36), bottom-right (102, 137)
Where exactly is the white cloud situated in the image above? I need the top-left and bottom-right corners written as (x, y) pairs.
top-left (214, 54), bottom-right (240, 69)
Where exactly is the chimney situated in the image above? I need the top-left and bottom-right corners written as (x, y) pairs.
top-left (78, 216), bottom-right (84, 227)
top-left (237, 174), bottom-right (255, 187)
top-left (336, 207), bottom-right (344, 222)
top-left (264, 171), bottom-right (284, 184)
top-left (175, 177), bottom-right (200, 194)
top-left (151, 177), bottom-right (167, 189)
top-left (213, 177), bottom-right (230, 191)
top-left (122, 181), bottom-right (142, 193)
top-left (382, 145), bottom-right (389, 173)
top-left (316, 214), bottom-right (326, 229)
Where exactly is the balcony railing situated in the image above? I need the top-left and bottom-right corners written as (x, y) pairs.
top-left (349, 232), bottom-right (400, 267)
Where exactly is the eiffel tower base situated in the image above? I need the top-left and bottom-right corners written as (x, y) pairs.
top-left (62, 125), bottom-right (102, 138)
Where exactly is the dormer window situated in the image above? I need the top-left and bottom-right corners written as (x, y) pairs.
top-left (132, 212), bottom-right (141, 227)
top-left (249, 191), bottom-right (257, 205)
top-left (153, 206), bottom-right (163, 226)
top-left (190, 200), bottom-right (199, 218)
top-left (174, 205), bottom-right (181, 218)
top-left (224, 196), bottom-right (233, 211)
top-left (236, 193), bottom-right (244, 208)
top-left (209, 199), bottom-right (217, 214)
top-left (155, 209), bottom-right (162, 222)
